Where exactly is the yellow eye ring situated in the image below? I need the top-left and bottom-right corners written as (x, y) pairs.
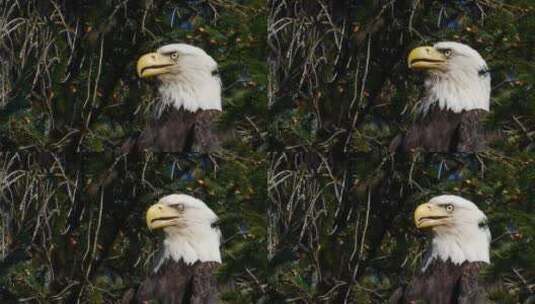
top-left (443, 49), bottom-right (452, 57)
top-left (445, 204), bottom-right (454, 212)
top-left (170, 52), bottom-right (178, 60)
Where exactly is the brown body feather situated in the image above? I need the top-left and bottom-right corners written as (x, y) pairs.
top-left (390, 105), bottom-right (488, 153)
top-left (121, 107), bottom-right (223, 153)
top-left (123, 259), bottom-right (220, 304)
top-left (390, 260), bottom-right (488, 304)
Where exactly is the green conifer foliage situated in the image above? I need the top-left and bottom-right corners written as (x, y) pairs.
top-left (268, 0), bottom-right (534, 302)
top-left (0, 0), bottom-right (266, 152)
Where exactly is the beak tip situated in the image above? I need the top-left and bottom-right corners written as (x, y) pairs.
top-left (136, 52), bottom-right (171, 78)
top-left (136, 63), bottom-right (144, 78)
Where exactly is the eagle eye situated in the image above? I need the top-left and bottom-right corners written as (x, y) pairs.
top-left (170, 52), bottom-right (179, 60)
top-left (171, 203), bottom-right (184, 212)
top-left (444, 204), bottom-right (454, 213)
top-left (441, 49), bottom-right (452, 57)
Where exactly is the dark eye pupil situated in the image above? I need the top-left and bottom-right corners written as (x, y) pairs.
top-left (171, 203), bottom-right (183, 210)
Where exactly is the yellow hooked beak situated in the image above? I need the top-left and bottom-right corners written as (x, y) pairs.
top-left (146, 203), bottom-right (181, 230)
top-left (408, 46), bottom-right (447, 70)
top-left (414, 203), bottom-right (451, 229)
top-left (136, 52), bottom-right (175, 78)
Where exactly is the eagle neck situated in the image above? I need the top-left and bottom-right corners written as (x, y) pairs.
top-left (154, 225), bottom-right (222, 272)
top-left (157, 73), bottom-right (222, 114)
top-left (420, 69), bottom-right (490, 113)
top-left (422, 224), bottom-right (490, 271)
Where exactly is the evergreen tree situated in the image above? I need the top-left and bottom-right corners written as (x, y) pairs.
top-left (268, 0), bottom-right (534, 302)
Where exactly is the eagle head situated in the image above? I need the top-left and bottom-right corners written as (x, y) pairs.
top-left (136, 44), bottom-right (222, 113)
top-left (146, 194), bottom-right (222, 270)
top-left (408, 42), bottom-right (491, 113)
top-left (414, 195), bottom-right (491, 270)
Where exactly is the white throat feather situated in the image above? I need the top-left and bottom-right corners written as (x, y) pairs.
top-left (157, 73), bottom-right (222, 115)
top-left (420, 71), bottom-right (490, 113)
top-left (153, 224), bottom-right (222, 272)
top-left (422, 220), bottom-right (490, 271)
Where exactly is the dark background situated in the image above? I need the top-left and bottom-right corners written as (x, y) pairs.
top-left (1, 0), bottom-right (534, 303)
top-left (0, 152), bottom-right (267, 303)
top-left (0, 0), bottom-right (268, 303)
top-left (0, 0), bottom-right (266, 152)
top-left (268, 0), bottom-right (534, 303)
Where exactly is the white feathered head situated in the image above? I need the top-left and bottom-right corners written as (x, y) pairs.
top-left (145, 194), bottom-right (222, 270)
top-left (408, 42), bottom-right (491, 113)
top-left (414, 194), bottom-right (491, 270)
top-left (136, 43), bottom-right (222, 113)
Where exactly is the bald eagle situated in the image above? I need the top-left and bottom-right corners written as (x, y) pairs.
top-left (123, 194), bottom-right (221, 303)
top-left (122, 44), bottom-right (224, 152)
top-left (390, 42), bottom-right (491, 153)
top-left (390, 195), bottom-right (490, 304)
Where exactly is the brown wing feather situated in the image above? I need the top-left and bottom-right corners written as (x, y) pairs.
top-left (393, 259), bottom-right (465, 304)
top-left (458, 262), bottom-right (488, 304)
top-left (390, 260), bottom-right (488, 304)
top-left (121, 107), bottom-right (197, 153)
top-left (133, 260), bottom-right (195, 304)
top-left (124, 260), bottom-right (219, 304)
top-left (392, 105), bottom-right (488, 153)
top-left (456, 109), bottom-right (488, 153)
top-left (121, 107), bottom-right (225, 153)
top-left (398, 106), bottom-right (463, 153)
top-left (191, 261), bottom-right (220, 304)
top-left (192, 110), bottom-right (223, 153)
